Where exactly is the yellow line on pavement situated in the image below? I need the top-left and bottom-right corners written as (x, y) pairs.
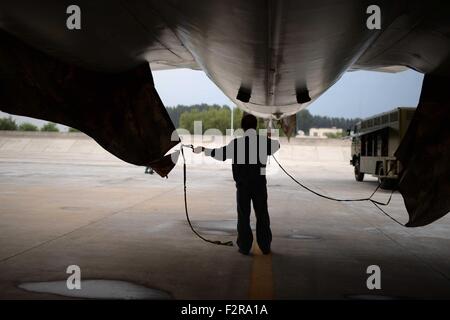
top-left (248, 241), bottom-right (274, 299)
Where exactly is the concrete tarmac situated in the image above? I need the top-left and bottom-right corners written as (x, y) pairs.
top-left (1, 132), bottom-right (449, 299)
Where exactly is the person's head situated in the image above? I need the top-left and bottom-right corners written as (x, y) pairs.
top-left (241, 114), bottom-right (257, 131)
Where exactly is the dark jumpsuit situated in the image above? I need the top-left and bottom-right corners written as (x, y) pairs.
top-left (205, 130), bottom-right (280, 253)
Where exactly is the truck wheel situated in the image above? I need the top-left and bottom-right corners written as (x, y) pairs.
top-left (354, 162), bottom-right (364, 181)
top-left (378, 168), bottom-right (397, 190)
top-left (379, 178), bottom-right (398, 190)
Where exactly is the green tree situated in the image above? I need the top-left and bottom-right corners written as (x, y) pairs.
top-left (0, 117), bottom-right (18, 130)
top-left (18, 122), bottom-right (38, 131)
top-left (68, 127), bottom-right (80, 132)
top-left (41, 122), bottom-right (59, 132)
top-left (179, 106), bottom-right (235, 134)
top-left (232, 107), bottom-right (243, 130)
top-left (296, 109), bottom-right (360, 134)
top-left (167, 103), bottom-right (227, 128)
top-left (169, 104), bottom-right (360, 136)
top-left (296, 110), bottom-right (314, 134)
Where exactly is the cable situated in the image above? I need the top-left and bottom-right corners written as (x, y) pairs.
top-left (181, 144), bottom-right (233, 246)
top-left (180, 143), bottom-right (402, 245)
top-left (373, 202), bottom-right (404, 226)
top-left (271, 155), bottom-right (403, 226)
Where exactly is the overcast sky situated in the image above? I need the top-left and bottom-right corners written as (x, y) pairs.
top-left (1, 67), bottom-right (424, 130)
top-left (154, 68), bottom-right (424, 119)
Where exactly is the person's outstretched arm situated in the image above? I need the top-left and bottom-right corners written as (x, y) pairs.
top-left (193, 140), bottom-right (234, 161)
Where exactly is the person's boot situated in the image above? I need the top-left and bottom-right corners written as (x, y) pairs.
top-left (260, 246), bottom-right (271, 255)
top-left (238, 248), bottom-right (250, 255)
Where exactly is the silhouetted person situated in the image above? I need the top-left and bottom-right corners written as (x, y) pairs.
top-left (194, 114), bottom-right (280, 255)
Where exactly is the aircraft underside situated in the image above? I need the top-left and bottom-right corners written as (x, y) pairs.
top-left (0, 0), bottom-right (449, 226)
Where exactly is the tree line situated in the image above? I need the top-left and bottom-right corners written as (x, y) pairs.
top-left (167, 104), bottom-right (360, 135)
top-left (2, 105), bottom-right (361, 135)
top-left (167, 104), bottom-right (266, 134)
top-left (296, 109), bottom-right (360, 134)
top-left (0, 117), bottom-right (68, 132)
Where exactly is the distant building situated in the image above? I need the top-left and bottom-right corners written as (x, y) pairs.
top-left (309, 127), bottom-right (343, 138)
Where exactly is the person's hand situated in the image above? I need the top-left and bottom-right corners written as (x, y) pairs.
top-left (193, 146), bottom-right (204, 154)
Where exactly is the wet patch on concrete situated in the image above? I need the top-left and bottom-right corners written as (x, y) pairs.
top-left (60, 206), bottom-right (89, 211)
top-left (18, 280), bottom-right (172, 300)
top-left (201, 229), bottom-right (234, 236)
top-left (285, 229), bottom-right (321, 240)
top-left (192, 220), bottom-right (254, 236)
top-left (284, 228), bottom-right (322, 240)
top-left (286, 234), bottom-right (321, 240)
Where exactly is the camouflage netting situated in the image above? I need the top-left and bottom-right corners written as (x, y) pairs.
top-left (396, 74), bottom-right (450, 227)
top-left (0, 31), bottom-right (180, 177)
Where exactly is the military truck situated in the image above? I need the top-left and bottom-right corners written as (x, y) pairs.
top-left (350, 107), bottom-right (415, 189)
